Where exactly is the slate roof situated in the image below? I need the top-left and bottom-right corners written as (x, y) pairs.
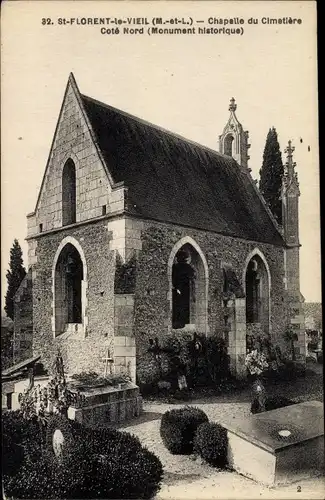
top-left (81, 94), bottom-right (285, 246)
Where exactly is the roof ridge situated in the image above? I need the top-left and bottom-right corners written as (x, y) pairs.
top-left (81, 93), bottom-right (235, 166)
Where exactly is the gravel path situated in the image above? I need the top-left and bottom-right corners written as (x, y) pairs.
top-left (122, 401), bottom-right (325, 500)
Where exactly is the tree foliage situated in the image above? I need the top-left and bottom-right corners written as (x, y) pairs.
top-left (259, 127), bottom-right (284, 224)
top-left (1, 317), bottom-right (14, 369)
top-left (5, 239), bottom-right (26, 320)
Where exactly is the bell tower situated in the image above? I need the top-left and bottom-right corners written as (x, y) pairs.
top-left (219, 98), bottom-right (251, 169)
top-left (281, 140), bottom-right (306, 362)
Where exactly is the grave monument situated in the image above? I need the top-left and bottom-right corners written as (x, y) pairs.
top-left (221, 400), bottom-right (324, 486)
top-left (13, 350), bottom-right (142, 428)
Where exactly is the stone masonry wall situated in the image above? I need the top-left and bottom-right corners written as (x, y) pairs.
top-left (30, 220), bottom-right (116, 376)
top-left (285, 246), bottom-right (306, 361)
top-left (29, 82), bottom-right (110, 234)
top-left (114, 295), bottom-right (136, 382)
top-left (28, 212), bottom-right (288, 383)
top-left (133, 220), bottom-right (287, 384)
top-left (27, 77), bottom-right (126, 238)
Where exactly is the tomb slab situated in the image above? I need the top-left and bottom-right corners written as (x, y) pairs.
top-left (67, 381), bottom-right (143, 427)
top-left (220, 401), bottom-right (324, 486)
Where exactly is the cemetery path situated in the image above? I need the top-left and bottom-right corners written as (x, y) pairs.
top-left (122, 401), bottom-right (325, 500)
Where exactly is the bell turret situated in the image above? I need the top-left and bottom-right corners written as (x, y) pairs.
top-left (219, 98), bottom-right (251, 169)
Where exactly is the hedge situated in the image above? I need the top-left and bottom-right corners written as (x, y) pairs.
top-left (2, 410), bottom-right (42, 477)
top-left (193, 422), bottom-right (228, 467)
top-left (3, 413), bottom-right (163, 499)
top-left (160, 405), bottom-right (208, 454)
top-left (251, 395), bottom-right (295, 414)
top-left (78, 426), bottom-right (163, 499)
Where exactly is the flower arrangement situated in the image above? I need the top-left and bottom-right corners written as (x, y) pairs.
top-left (245, 349), bottom-right (269, 376)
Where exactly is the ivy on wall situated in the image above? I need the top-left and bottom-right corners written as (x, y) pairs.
top-left (114, 253), bottom-right (137, 294)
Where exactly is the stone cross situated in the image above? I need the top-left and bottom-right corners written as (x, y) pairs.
top-left (102, 348), bottom-right (114, 376)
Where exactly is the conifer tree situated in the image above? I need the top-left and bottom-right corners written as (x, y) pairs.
top-left (5, 239), bottom-right (26, 320)
top-left (259, 127), bottom-right (284, 224)
top-left (1, 315), bottom-right (14, 369)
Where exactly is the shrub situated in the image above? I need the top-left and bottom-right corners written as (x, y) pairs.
top-left (138, 381), bottom-right (160, 397)
top-left (246, 324), bottom-right (270, 352)
top-left (173, 388), bottom-right (191, 401)
top-left (277, 360), bottom-right (306, 381)
top-left (2, 410), bottom-right (42, 477)
top-left (45, 413), bottom-right (81, 464)
top-left (204, 335), bottom-right (230, 384)
top-left (78, 426), bottom-right (163, 499)
top-left (4, 453), bottom-right (87, 500)
top-left (3, 414), bottom-right (88, 499)
top-left (265, 396), bottom-right (295, 412)
top-left (251, 396), bottom-right (295, 414)
top-left (3, 414), bottom-right (163, 500)
top-left (160, 405), bottom-right (208, 454)
top-left (193, 422), bottom-right (228, 467)
top-left (2, 411), bottom-right (25, 477)
top-left (144, 332), bottom-right (231, 392)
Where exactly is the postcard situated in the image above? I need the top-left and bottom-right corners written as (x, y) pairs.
top-left (1, 1), bottom-right (322, 499)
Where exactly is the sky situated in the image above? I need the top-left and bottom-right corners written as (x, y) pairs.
top-left (1, 1), bottom-right (321, 303)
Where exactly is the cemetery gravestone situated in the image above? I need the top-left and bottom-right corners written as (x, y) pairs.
top-left (53, 429), bottom-right (65, 459)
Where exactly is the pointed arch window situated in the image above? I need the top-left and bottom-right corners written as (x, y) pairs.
top-left (54, 243), bottom-right (84, 335)
top-left (245, 255), bottom-right (270, 333)
top-left (62, 159), bottom-right (76, 226)
top-left (172, 248), bottom-right (195, 328)
top-left (170, 242), bottom-right (207, 332)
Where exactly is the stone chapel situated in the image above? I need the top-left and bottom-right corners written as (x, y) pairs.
top-left (12, 73), bottom-right (306, 384)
